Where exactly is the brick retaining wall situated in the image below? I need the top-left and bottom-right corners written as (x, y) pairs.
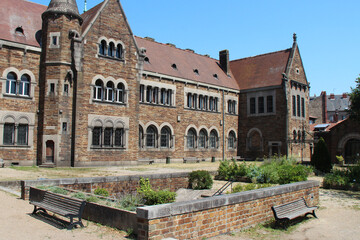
top-left (136, 180), bottom-right (319, 240)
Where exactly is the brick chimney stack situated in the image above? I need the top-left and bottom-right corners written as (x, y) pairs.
top-left (219, 50), bottom-right (229, 75)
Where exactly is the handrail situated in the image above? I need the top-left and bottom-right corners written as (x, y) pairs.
top-left (212, 179), bottom-right (233, 196)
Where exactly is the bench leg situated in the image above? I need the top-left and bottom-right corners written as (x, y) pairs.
top-left (32, 206), bottom-right (47, 215)
top-left (305, 210), bottom-right (317, 219)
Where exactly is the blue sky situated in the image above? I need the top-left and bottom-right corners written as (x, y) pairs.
top-left (33, 0), bottom-right (359, 96)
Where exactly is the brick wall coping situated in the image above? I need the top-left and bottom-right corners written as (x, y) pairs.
top-left (136, 180), bottom-right (320, 220)
top-left (21, 172), bottom-right (195, 187)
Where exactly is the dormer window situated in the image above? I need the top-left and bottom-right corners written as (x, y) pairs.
top-left (15, 26), bottom-right (24, 35)
top-left (213, 74), bottom-right (218, 79)
top-left (193, 69), bottom-right (199, 75)
top-left (171, 64), bottom-right (177, 70)
top-left (144, 57), bottom-right (150, 63)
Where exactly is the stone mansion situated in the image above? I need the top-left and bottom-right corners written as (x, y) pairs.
top-left (0, 0), bottom-right (311, 166)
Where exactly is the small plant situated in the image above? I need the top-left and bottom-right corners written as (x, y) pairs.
top-left (336, 155), bottom-right (344, 165)
top-left (188, 170), bottom-right (213, 190)
top-left (48, 186), bottom-right (69, 195)
top-left (71, 192), bottom-right (86, 200)
top-left (94, 187), bottom-right (109, 197)
top-left (86, 195), bottom-right (100, 203)
top-left (137, 177), bottom-right (176, 205)
top-left (117, 193), bottom-right (145, 211)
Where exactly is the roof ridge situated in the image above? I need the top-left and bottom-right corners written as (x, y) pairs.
top-left (135, 36), bottom-right (218, 61)
top-left (230, 48), bottom-right (291, 63)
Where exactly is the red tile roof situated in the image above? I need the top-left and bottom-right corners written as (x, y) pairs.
top-left (81, 1), bottom-right (105, 33)
top-left (135, 37), bottom-right (240, 90)
top-left (0, 0), bottom-right (46, 47)
top-left (230, 49), bottom-right (291, 90)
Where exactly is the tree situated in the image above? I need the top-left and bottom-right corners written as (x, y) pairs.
top-left (349, 75), bottom-right (360, 121)
top-left (311, 137), bottom-right (332, 173)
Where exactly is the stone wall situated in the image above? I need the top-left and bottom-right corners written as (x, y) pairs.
top-left (137, 180), bottom-right (319, 240)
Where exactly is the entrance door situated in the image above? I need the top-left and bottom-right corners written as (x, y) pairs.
top-left (46, 140), bottom-right (55, 163)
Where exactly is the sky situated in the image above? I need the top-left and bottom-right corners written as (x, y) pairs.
top-left (32, 0), bottom-right (360, 96)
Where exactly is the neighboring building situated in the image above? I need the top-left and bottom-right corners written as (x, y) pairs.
top-left (309, 91), bottom-right (350, 124)
top-left (0, 0), bottom-right (311, 166)
top-left (312, 119), bottom-right (360, 164)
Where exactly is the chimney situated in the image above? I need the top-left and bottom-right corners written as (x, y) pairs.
top-left (219, 50), bottom-right (229, 75)
top-left (329, 93), bottom-right (335, 99)
top-left (342, 93), bottom-right (348, 98)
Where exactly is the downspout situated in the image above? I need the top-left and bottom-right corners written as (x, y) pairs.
top-left (282, 73), bottom-right (289, 158)
top-left (222, 90), bottom-right (225, 161)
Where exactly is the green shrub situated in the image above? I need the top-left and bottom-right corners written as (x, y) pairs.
top-left (71, 192), bottom-right (86, 200)
top-left (48, 186), bottom-right (68, 195)
top-left (94, 188), bottom-right (109, 197)
top-left (311, 137), bottom-right (332, 173)
top-left (117, 193), bottom-right (145, 211)
top-left (348, 163), bottom-right (360, 183)
top-left (86, 196), bottom-right (100, 203)
top-left (276, 164), bottom-right (312, 184)
top-left (231, 183), bottom-right (274, 193)
top-left (217, 159), bottom-right (248, 180)
top-left (323, 171), bottom-right (350, 189)
top-left (188, 170), bottom-right (213, 190)
top-left (137, 177), bottom-right (177, 205)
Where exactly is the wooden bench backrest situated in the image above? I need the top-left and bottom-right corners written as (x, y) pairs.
top-left (42, 191), bottom-right (85, 215)
top-left (272, 198), bottom-right (307, 215)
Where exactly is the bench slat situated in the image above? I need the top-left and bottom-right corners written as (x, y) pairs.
top-left (272, 198), bottom-right (317, 223)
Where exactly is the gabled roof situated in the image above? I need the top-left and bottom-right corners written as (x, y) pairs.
top-left (81, 1), bottom-right (105, 34)
top-left (135, 37), bottom-right (240, 90)
top-left (0, 0), bottom-right (46, 47)
top-left (230, 49), bottom-right (291, 90)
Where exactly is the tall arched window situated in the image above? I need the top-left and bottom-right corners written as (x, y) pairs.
top-left (198, 129), bottom-right (207, 148)
top-left (6, 72), bottom-right (17, 94)
top-left (99, 40), bottom-right (107, 55)
top-left (116, 83), bottom-right (125, 103)
top-left (139, 126), bottom-right (144, 148)
top-left (105, 81), bottom-right (114, 101)
top-left (187, 128), bottom-right (196, 149)
top-left (228, 131), bottom-right (236, 149)
top-left (210, 130), bottom-right (218, 149)
top-left (160, 127), bottom-right (171, 148)
top-left (146, 125), bottom-right (157, 148)
top-left (93, 79), bottom-right (103, 100)
top-left (108, 42), bottom-right (115, 57)
top-left (114, 128), bottom-right (124, 147)
top-left (116, 44), bottom-right (123, 59)
top-left (19, 74), bottom-right (30, 96)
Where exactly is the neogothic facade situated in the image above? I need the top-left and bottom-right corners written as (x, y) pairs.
top-left (0, 0), bottom-right (311, 166)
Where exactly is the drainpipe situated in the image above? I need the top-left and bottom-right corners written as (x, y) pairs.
top-left (222, 90), bottom-right (225, 161)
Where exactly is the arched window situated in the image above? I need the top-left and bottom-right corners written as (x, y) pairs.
top-left (187, 128), bottom-right (196, 149)
top-left (146, 125), bottom-right (157, 148)
top-left (210, 130), bottom-right (218, 149)
top-left (19, 74), bottom-right (30, 96)
top-left (199, 95), bottom-right (204, 109)
top-left (116, 83), bottom-right (125, 103)
top-left (160, 127), bottom-right (171, 148)
top-left (116, 44), bottom-right (123, 59)
top-left (104, 127), bottom-right (113, 146)
top-left (108, 42), bottom-right (115, 57)
top-left (198, 129), bottom-right (207, 148)
top-left (139, 126), bottom-right (144, 148)
top-left (3, 123), bottom-right (15, 145)
top-left (293, 130), bottom-right (297, 141)
top-left (99, 40), bottom-right (107, 55)
top-left (114, 128), bottom-right (124, 147)
top-left (92, 127), bottom-right (102, 146)
top-left (93, 79), bottom-right (103, 100)
top-left (6, 72), bottom-right (17, 94)
top-left (105, 81), bottom-right (114, 101)
top-left (187, 93), bottom-right (192, 108)
top-left (160, 88), bottom-right (166, 104)
top-left (228, 131), bottom-right (236, 149)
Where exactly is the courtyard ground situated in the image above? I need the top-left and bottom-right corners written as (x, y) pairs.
top-left (0, 163), bottom-right (359, 240)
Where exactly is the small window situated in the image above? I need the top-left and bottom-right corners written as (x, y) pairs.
top-left (250, 97), bottom-right (256, 114)
top-left (99, 40), bottom-right (107, 55)
top-left (144, 57), bottom-right (150, 63)
top-left (213, 74), bottom-right (218, 79)
top-left (17, 124), bottom-right (28, 145)
top-left (3, 123), bottom-right (15, 145)
top-left (64, 84), bottom-right (69, 96)
top-left (50, 83), bottom-right (55, 93)
top-left (52, 36), bottom-right (57, 46)
top-left (209, 130), bottom-right (218, 149)
top-left (49, 32), bottom-right (60, 48)
top-left (108, 42), bottom-right (115, 57)
top-left (187, 128), bottom-right (196, 149)
top-left (193, 69), bottom-right (199, 75)
top-left (62, 122), bottom-right (67, 133)
top-left (15, 26), bottom-right (24, 35)
top-left (267, 96), bottom-right (273, 113)
top-left (228, 131), bottom-right (236, 149)
top-left (116, 44), bottom-right (123, 59)
top-left (171, 64), bottom-right (177, 70)
top-left (160, 127), bottom-right (171, 148)
top-left (198, 129), bottom-right (207, 148)
top-left (146, 126), bottom-right (157, 148)
top-left (6, 72), bottom-right (17, 95)
top-left (258, 97), bottom-right (264, 114)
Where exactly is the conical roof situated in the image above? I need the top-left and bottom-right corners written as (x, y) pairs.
top-left (42, 0), bottom-right (82, 23)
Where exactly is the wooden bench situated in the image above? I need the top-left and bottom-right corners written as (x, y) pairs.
top-left (183, 157), bottom-right (200, 163)
top-left (138, 158), bottom-right (155, 165)
top-left (29, 187), bottom-right (86, 230)
top-left (271, 198), bottom-right (317, 226)
top-left (231, 156), bottom-right (245, 161)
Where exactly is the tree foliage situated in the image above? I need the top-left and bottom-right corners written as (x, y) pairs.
top-left (311, 137), bottom-right (332, 173)
top-left (349, 75), bottom-right (360, 121)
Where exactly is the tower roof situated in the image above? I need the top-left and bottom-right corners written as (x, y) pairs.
top-left (42, 0), bottom-right (82, 23)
